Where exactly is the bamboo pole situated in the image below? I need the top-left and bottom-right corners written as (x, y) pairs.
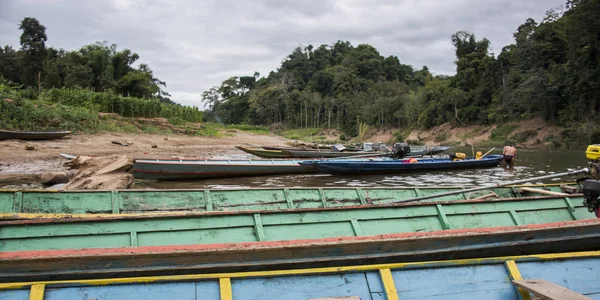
top-left (391, 168), bottom-right (589, 204)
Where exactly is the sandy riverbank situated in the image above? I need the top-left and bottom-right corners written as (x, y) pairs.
top-left (0, 131), bottom-right (292, 188)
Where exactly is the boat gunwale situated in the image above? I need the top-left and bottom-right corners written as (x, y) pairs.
top-left (0, 194), bottom-right (585, 224)
top-left (0, 182), bottom-right (577, 193)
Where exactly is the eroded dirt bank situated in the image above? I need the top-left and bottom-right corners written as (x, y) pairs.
top-left (0, 131), bottom-right (292, 188)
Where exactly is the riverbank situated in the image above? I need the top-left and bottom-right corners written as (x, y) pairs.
top-left (0, 130), bottom-right (292, 188)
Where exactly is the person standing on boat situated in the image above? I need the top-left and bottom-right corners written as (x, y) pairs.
top-left (502, 144), bottom-right (517, 168)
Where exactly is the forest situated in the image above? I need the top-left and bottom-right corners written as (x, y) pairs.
top-left (0, 17), bottom-right (203, 130)
top-left (202, 0), bottom-right (599, 142)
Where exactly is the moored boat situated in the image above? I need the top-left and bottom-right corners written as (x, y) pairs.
top-left (132, 158), bottom-right (319, 180)
top-left (0, 184), bottom-right (575, 216)
top-left (301, 155), bottom-right (504, 175)
top-left (0, 194), bottom-right (597, 281)
top-left (234, 146), bottom-right (293, 158)
top-left (1, 250), bottom-right (597, 299)
top-left (0, 130), bottom-right (72, 140)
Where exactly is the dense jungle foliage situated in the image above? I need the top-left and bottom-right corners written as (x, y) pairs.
top-left (0, 17), bottom-right (203, 130)
top-left (203, 0), bottom-right (599, 141)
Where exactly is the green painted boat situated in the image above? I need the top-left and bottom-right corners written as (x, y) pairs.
top-left (0, 195), bottom-right (599, 282)
top-left (234, 146), bottom-right (292, 158)
top-left (0, 194), bottom-right (593, 253)
top-left (0, 184), bottom-right (576, 216)
top-left (132, 158), bottom-right (319, 180)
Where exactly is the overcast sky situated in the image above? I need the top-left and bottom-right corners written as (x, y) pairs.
top-left (0, 0), bottom-right (564, 107)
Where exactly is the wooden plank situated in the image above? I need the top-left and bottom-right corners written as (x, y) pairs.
top-left (319, 188), bottom-right (327, 208)
top-left (509, 210), bottom-right (522, 226)
top-left (111, 191), bottom-right (120, 214)
top-left (513, 279), bottom-right (592, 300)
top-left (204, 190), bottom-right (213, 211)
top-left (219, 277), bottom-right (232, 300)
top-left (283, 188), bottom-right (293, 209)
top-left (29, 284), bottom-right (45, 300)
top-left (253, 214), bottom-right (266, 241)
top-left (519, 187), bottom-right (569, 197)
top-left (379, 268), bottom-right (400, 300)
top-left (130, 232), bottom-right (138, 247)
top-left (14, 192), bottom-right (22, 213)
top-left (356, 188), bottom-right (367, 205)
top-left (436, 204), bottom-right (451, 229)
top-left (350, 219), bottom-right (363, 236)
top-left (504, 260), bottom-right (531, 300)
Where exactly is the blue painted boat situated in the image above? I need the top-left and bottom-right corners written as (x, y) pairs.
top-left (0, 250), bottom-right (598, 299)
top-left (300, 155), bottom-right (504, 175)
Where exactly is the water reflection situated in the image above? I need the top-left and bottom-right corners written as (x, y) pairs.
top-left (134, 147), bottom-right (589, 190)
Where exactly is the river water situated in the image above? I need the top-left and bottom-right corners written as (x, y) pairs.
top-left (135, 147), bottom-right (590, 190)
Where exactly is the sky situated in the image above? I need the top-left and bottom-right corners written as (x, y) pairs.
top-left (0, 0), bottom-right (565, 107)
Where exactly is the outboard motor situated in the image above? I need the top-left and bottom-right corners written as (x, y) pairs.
top-left (391, 143), bottom-right (410, 159)
top-left (583, 180), bottom-right (600, 218)
top-left (582, 145), bottom-right (600, 217)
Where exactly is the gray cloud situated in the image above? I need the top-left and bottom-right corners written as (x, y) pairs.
top-left (0, 0), bottom-right (564, 107)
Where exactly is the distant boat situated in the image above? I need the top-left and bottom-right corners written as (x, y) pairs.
top-left (0, 130), bottom-right (72, 140)
top-left (300, 155), bottom-right (504, 175)
top-left (132, 158), bottom-right (320, 180)
top-left (234, 146), bottom-right (296, 158)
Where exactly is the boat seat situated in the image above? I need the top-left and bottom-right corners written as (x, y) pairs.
top-left (512, 279), bottom-right (592, 300)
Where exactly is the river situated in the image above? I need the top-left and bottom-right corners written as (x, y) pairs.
top-left (134, 147), bottom-right (590, 190)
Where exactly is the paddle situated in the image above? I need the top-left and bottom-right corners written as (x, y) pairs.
top-left (389, 168), bottom-right (589, 204)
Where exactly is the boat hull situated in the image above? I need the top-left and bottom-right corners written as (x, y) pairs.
top-left (132, 159), bottom-right (317, 180)
top-left (0, 185), bottom-right (577, 216)
top-left (1, 219), bottom-right (599, 282)
top-left (0, 130), bottom-right (72, 140)
top-left (303, 155), bottom-right (504, 175)
top-left (234, 146), bottom-right (292, 158)
top-left (2, 251), bottom-right (599, 299)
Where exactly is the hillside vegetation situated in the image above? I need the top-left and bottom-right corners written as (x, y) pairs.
top-left (202, 0), bottom-right (600, 148)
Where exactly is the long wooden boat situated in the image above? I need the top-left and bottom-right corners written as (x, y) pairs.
top-left (0, 130), bottom-right (72, 140)
top-left (0, 184), bottom-right (575, 216)
top-left (234, 146), bottom-right (293, 158)
top-left (283, 149), bottom-right (386, 158)
top-left (301, 155), bottom-right (504, 175)
top-left (132, 158), bottom-right (320, 180)
top-left (0, 195), bottom-right (598, 281)
top-left (263, 145), bottom-right (451, 156)
top-left (1, 250), bottom-right (598, 299)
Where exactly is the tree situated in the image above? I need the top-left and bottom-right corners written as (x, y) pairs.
top-left (19, 17), bottom-right (47, 89)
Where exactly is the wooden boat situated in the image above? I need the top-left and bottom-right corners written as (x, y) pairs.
top-left (0, 194), bottom-right (598, 281)
top-left (234, 146), bottom-right (293, 158)
top-left (0, 130), bottom-right (71, 140)
top-left (132, 158), bottom-right (320, 180)
top-left (283, 149), bottom-right (386, 158)
top-left (301, 155), bottom-right (504, 175)
top-left (1, 250), bottom-right (598, 299)
top-left (0, 184), bottom-right (575, 216)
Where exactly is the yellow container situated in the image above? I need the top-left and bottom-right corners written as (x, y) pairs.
top-left (586, 144), bottom-right (600, 161)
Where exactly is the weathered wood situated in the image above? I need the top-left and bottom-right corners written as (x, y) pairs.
top-left (519, 187), bottom-right (569, 197)
top-left (471, 192), bottom-right (498, 201)
top-left (513, 279), bottom-right (593, 300)
top-left (309, 297), bottom-right (361, 300)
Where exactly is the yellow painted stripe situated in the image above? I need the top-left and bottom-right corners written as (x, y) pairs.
top-left (0, 251), bottom-right (598, 290)
top-left (379, 268), bottom-right (400, 300)
top-left (219, 278), bottom-right (232, 300)
top-left (505, 260), bottom-right (532, 300)
top-left (29, 284), bottom-right (45, 300)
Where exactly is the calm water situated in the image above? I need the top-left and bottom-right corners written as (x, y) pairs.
top-left (134, 147), bottom-right (590, 189)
